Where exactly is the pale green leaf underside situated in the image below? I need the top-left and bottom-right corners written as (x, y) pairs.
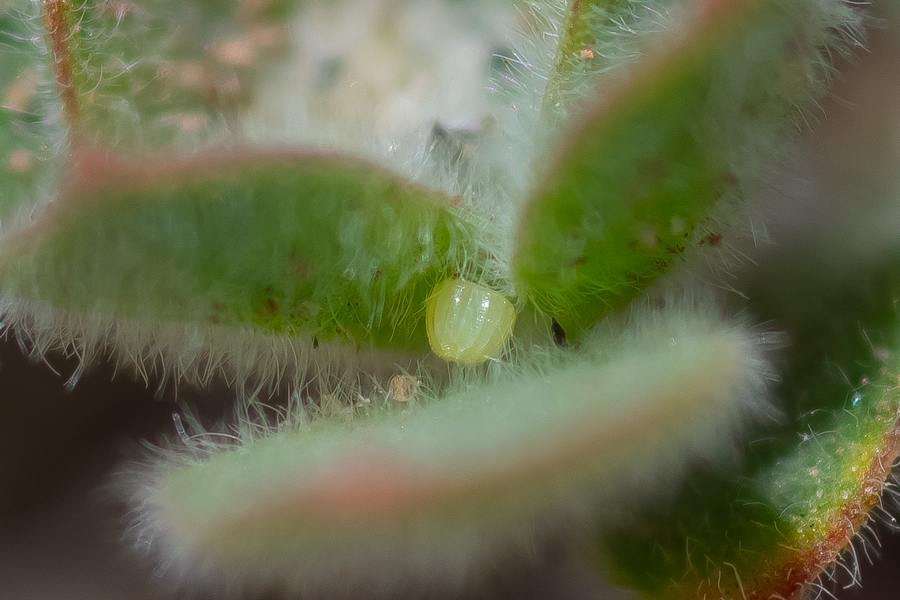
top-left (145, 318), bottom-right (756, 593)
top-left (0, 149), bottom-right (477, 350)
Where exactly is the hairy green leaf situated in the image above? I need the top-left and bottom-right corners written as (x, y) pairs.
top-left (0, 6), bottom-right (64, 217)
top-left (514, 0), bottom-right (858, 335)
top-left (0, 148), bottom-right (477, 350)
top-left (600, 246), bottom-right (900, 599)
top-left (132, 304), bottom-right (763, 597)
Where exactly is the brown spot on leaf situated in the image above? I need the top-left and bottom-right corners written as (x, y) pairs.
top-left (642, 158), bottom-right (668, 181)
top-left (176, 113), bottom-right (208, 133)
top-left (208, 301), bottom-right (226, 325)
top-left (721, 171), bottom-right (739, 188)
top-left (2, 69), bottom-right (38, 113)
top-left (252, 287), bottom-right (279, 321)
top-left (174, 62), bottom-right (211, 91)
top-left (8, 150), bottom-right (34, 174)
top-left (637, 223), bottom-right (659, 248)
top-left (250, 24), bottom-right (288, 53)
top-left (700, 232), bottom-right (723, 247)
top-left (210, 38), bottom-right (258, 67)
top-left (103, 1), bottom-right (141, 23)
top-left (390, 374), bottom-right (420, 403)
top-left (287, 253), bottom-right (312, 280)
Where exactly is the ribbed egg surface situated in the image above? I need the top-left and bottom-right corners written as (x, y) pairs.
top-left (426, 278), bottom-right (516, 364)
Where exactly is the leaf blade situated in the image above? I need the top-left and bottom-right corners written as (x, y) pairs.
top-left (0, 148), bottom-right (478, 351)
top-left (129, 303), bottom-right (766, 597)
top-left (514, 0), bottom-right (860, 334)
top-left (600, 247), bottom-right (900, 599)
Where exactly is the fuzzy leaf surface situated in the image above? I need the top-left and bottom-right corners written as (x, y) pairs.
top-left (600, 248), bottom-right (900, 599)
top-left (514, 0), bottom-right (853, 334)
top-left (38, 0), bottom-right (290, 148)
top-left (0, 5), bottom-right (64, 217)
top-left (0, 149), bottom-right (476, 350)
top-left (134, 307), bottom-right (762, 597)
top-left (540, 0), bottom-right (676, 123)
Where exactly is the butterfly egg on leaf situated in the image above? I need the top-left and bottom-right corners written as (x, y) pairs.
top-left (425, 278), bottom-right (516, 364)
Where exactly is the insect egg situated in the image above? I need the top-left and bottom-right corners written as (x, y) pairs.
top-left (425, 278), bottom-right (516, 364)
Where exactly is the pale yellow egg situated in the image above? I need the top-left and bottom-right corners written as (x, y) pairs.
top-left (425, 278), bottom-right (516, 364)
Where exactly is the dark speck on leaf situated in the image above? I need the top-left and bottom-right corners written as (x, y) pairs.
top-left (551, 318), bottom-right (567, 348)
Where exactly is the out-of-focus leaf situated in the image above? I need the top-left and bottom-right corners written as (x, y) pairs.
top-left (0, 6), bottom-right (63, 217)
top-left (132, 307), bottom-right (762, 597)
top-left (540, 0), bottom-right (676, 124)
top-left (40, 0), bottom-right (290, 148)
